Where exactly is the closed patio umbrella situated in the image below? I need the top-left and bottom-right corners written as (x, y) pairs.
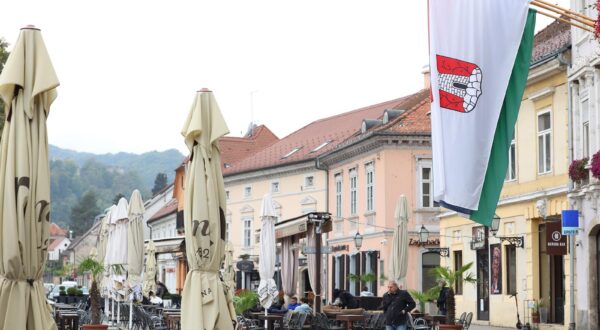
top-left (142, 240), bottom-right (157, 297)
top-left (127, 189), bottom-right (144, 329)
top-left (222, 242), bottom-right (236, 322)
top-left (181, 89), bottom-right (234, 330)
top-left (0, 26), bottom-right (59, 330)
top-left (111, 198), bottom-right (129, 326)
top-left (258, 193), bottom-right (278, 326)
top-left (390, 195), bottom-right (409, 286)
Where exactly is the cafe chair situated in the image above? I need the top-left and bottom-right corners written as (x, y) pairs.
top-left (407, 312), bottom-right (430, 330)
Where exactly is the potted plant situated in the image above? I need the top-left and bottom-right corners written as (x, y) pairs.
top-left (433, 262), bottom-right (477, 329)
top-left (66, 287), bottom-right (79, 304)
top-left (409, 286), bottom-right (441, 313)
top-left (569, 157), bottom-right (589, 184)
top-left (592, 152), bottom-right (600, 180)
top-left (78, 257), bottom-right (108, 330)
top-left (233, 290), bottom-right (259, 316)
top-left (538, 298), bottom-right (548, 323)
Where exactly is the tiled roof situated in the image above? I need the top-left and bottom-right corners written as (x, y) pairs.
top-left (49, 237), bottom-right (68, 252)
top-left (148, 198), bottom-right (178, 223)
top-left (223, 89), bottom-right (429, 175)
top-left (379, 98), bottom-right (431, 135)
top-left (219, 125), bottom-right (279, 168)
top-left (49, 223), bottom-right (67, 237)
top-left (531, 17), bottom-right (570, 65)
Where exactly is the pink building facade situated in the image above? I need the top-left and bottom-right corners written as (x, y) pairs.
top-left (317, 93), bottom-right (442, 298)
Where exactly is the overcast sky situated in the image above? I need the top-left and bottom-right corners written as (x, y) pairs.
top-left (0, 0), bottom-right (566, 154)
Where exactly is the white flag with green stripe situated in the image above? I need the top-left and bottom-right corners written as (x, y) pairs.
top-left (429, 0), bottom-right (536, 226)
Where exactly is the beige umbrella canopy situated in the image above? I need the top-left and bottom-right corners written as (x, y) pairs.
top-left (0, 26), bottom-right (59, 330)
top-left (181, 89), bottom-right (234, 330)
top-left (142, 240), bottom-right (157, 297)
top-left (127, 189), bottom-right (145, 287)
top-left (390, 195), bottom-right (409, 286)
top-left (223, 242), bottom-right (236, 322)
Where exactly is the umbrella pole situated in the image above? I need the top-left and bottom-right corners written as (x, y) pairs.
top-left (265, 309), bottom-right (268, 329)
top-left (117, 300), bottom-right (121, 328)
top-left (129, 299), bottom-right (133, 330)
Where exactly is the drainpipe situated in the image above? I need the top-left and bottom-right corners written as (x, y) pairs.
top-left (147, 223), bottom-right (153, 239)
top-left (560, 50), bottom-right (576, 330)
top-left (315, 157), bottom-right (329, 305)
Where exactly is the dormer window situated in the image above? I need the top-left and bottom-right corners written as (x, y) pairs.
top-left (282, 146), bottom-right (303, 159)
top-left (311, 140), bottom-right (333, 153)
top-left (382, 109), bottom-right (405, 124)
top-left (361, 119), bottom-right (383, 133)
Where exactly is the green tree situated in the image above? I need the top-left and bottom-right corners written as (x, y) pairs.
top-left (0, 37), bottom-right (10, 136)
top-left (433, 262), bottom-right (477, 324)
top-left (70, 190), bottom-right (100, 235)
top-left (112, 193), bottom-right (125, 205)
top-left (152, 172), bottom-right (168, 196)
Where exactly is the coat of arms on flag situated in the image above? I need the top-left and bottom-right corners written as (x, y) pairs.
top-left (429, 0), bottom-right (536, 225)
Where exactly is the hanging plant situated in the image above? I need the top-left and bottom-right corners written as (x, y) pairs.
top-left (569, 157), bottom-right (589, 183)
top-left (592, 152), bottom-right (600, 179)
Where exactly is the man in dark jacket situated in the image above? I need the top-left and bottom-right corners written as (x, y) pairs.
top-left (436, 280), bottom-right (449, 315)
top-left (382, 281), bottom-right (416, 330)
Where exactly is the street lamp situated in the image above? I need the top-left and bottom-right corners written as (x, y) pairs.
top-left (490, 214), bottom-right (501, 237)
top-left (354, 232), bottom-right (363, 251)
top-left (418, 225), bottom-right (429, 244)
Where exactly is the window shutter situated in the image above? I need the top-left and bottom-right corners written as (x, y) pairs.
top-left (345, 254), bottom-right (350, 291)
top-left (355, 253), bottom-right (362, 294)
top-left (332, 257), bottom-right (337, 297)
top-left (370, 251), bottom-right (379, 296)
top-left (339, 256), bottom-right (345, 293)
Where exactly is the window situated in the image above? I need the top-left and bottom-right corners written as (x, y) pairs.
top-left (537, 111), bottom-right (552, 174)
top-left (282, 146), bottom-right (302, 159)
top-left (305, 176), bottom-right (314, 188)
top-left (271, 181), bottom-right (280, 193)
top-left (311, 140), bottom-right (333, 153)
top-left (243, 219), bottom-right (252, 247)
top-left (582, 98), bottom-right (590, 158)
top-left (506, 245), bottom-right (517, 295)
top-left (335, 174), bottom-right (342, 218)
top-left (366, 162), bottom-right (375, 212)
top-left (349, 169), bottom-right (357, 215)
top-left (506, 132), bottom-right (516, 181)
top-left (422, 252), bottom-right (440, 291)
top-left (454, 251), bottom-right (463, 295)
top-left (244, 186), bottom-right (252, 198)
top-left (419, 163), bottom-right (437, 208)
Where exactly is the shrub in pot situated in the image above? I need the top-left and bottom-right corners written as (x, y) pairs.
top-left (569, 157), bottom-right (588, 184)
top-left (78, 257), bottom-right (108, 330)
top-left (433, 262), bottom-right (477, 329)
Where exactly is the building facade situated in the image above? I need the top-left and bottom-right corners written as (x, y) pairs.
top-left (439, 20), bottom-right (573, 328)
top-left (317, 89), bottom-right (441, 299)
top-left (567, 1), bottom-right (600, 329)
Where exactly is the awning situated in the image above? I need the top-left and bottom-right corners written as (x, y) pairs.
top-left (274, 217), bottom-right (331, 240)
top-left (146, 238), bottom-right (185, 254)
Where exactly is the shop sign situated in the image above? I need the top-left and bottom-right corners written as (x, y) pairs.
top-left (470, 226), bottom-right (487, 250)
top-left (408, 238), bottom-right (440, 246)
top-left (561, 210), bottom-right (579, 235)
top-left (236, 260), bottom-right (254, 272)
top-left (546, 221), bottom-right (567, 255)
top-left (331, 245), bottom-right (349, 252)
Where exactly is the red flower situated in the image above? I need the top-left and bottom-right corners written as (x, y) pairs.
top-left (569, 158), bottom-right (589, 183)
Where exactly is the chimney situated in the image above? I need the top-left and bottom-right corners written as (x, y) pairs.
top-left (422, 65), bottom-right (431, 89)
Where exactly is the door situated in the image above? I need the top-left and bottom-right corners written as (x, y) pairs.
top-left (550, 255), bottom-right (564, 323)
top-left (476, 249), bottom-right (490, 320)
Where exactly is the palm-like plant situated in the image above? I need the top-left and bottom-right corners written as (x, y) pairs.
top-left (433, 262), bottom-right (477, 325)
top-left (409, 286), bottom-right (441, 312)
top-left (79, 257), bottom-right (105, 325)
top-left (233, 290), bottom-right (259, 315)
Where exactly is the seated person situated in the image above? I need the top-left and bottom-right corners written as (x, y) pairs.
top-left (148, 291), bottom-right (163, 305)
top-left (267, 297), bottom-right (287, 314)
top-left (360, 286), bottom-right (374, 297)
top-left (338, 290), bottom-right (359, 309)
top-left (294, 297), bottom-right (313, 314)
top-left (287, 297), bottom-right (301, 310)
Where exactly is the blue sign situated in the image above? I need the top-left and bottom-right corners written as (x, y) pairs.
top-left (561, 210), bottom-right (579, 235)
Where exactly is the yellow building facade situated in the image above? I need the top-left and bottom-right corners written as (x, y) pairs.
top-left (439, 21), bottom-right (574, 328)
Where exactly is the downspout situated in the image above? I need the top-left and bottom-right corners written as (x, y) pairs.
top-left (147, 223), bottom-right (153, 239)
top-left (315, 156), bottom-right (329, 304)
top-left (559, 50), bottom-right (576, 330)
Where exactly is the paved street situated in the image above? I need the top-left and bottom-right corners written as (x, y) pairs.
top-left (469, 324), bottom-right (513, 330)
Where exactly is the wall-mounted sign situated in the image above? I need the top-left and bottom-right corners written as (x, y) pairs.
top-left (408, 238), bottom-right (440, 246)
top-left (546, 221), bottom-right (567, 255)
top-left (331, 244), bottom-right (349, 252)
top-left (236, 260), bottom-right (254, 272)
top-left (561, 210), bottom-right (579, 235)
top-left (470, 226), bottom-right (487, 250)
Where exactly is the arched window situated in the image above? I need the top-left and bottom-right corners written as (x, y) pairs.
top-left (422, 252), bottom-right (440, 291)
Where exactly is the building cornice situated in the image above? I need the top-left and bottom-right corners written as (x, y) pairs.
top-left (318, 133), bottom-right (431, 167)
top-left (438, 185), bottom-right (568, 219)
top-left (223, 161), bottom-right (318, 185)
top-left (527, 58), bottom-right (566, 85)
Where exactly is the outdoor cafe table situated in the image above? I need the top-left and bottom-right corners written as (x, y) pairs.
top-left (258, 314), bottom-right (284, 330)
top-left (335, 314), bottom-right (366, 330)
top-left (164, 312), bottom-right (181, 330)
top-left (424, 314), bottom-right (447, 330)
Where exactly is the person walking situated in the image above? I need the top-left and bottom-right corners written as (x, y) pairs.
top-left (382, 280), bottom-right (415, 330)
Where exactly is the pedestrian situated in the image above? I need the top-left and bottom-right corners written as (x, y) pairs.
top-left (382, 280), bottom-right (415, 330)
top-left (294, 297), bottom-right (313, 314)
top-left (436, 280), bottom-right (449, 315)
top-left (360, 286), bottom-right (374, 297)
top-left (287, 296), bottom-right (301, 310)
